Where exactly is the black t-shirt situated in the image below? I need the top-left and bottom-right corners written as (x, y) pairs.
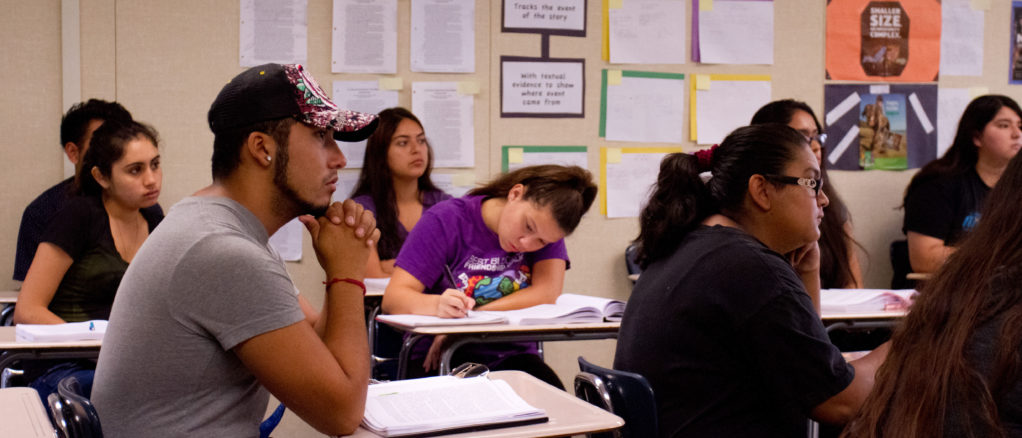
top-left (614, 226), bottom-right (853, 438)
top-left (41, 195), bottom-right (163, 321)
top-left (903, 169), bottom-right (990, 246)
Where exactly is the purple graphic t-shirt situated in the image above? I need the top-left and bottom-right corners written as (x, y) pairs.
top-left (394, 195), bottom-right (570, 364)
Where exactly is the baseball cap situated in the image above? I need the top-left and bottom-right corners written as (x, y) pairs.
top-left (208, 63), bottom-right (378, 142)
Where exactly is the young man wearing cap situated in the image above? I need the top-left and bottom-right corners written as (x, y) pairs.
top-left (92, 64), bottom-right (380, 437)
top-left (13, 99), bottom-right (159, 282)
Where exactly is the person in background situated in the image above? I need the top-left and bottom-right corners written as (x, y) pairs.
top-left (615, 124), bottom-right (888, 437)
top-left (13, 99), bottom-right (161, 282)
top-left (351, 107), bottom-right (450, 278)
top-left (14, 119), bottom-right (163, 400)
top-left (752, 99), bottom-right (863, 289)
top-left (382, 165), bottom-right (597, 389)
top-left (903, 94), bottom-right (1022, 273)
top-left (843, 153), bottom-right (1022, 438)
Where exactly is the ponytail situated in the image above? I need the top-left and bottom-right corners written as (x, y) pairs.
top-left (634, 153), bottom-right (714, 267)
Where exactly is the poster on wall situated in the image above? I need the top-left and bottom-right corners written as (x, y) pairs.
top-left (1011, 2), bottom-right (1022, 84)
top-left (501, 57), bottom-right (585, 118)
top-left (823, 84), bottom-right (937, 171)
top-left (502, 0), bottom-right (586, 36)
top-left (825, 0), bottom-right (941, 82)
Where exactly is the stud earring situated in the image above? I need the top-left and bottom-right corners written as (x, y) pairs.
top-left (266, 156), bottom-right (272, 162)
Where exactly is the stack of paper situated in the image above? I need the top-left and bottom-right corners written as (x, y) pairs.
top-left (375, 311), bottom-right (508, 328)
top-left (497, 294), bottom-right (625, 325)
top-left (362, 376), bottom-right (547, 437)
top-left (15, 320), bottom-right (107, 342)
top-left (821, 289), bottom-right (917, 314)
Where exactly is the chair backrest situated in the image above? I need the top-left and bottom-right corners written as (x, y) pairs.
top-left (625, 243), bottom-right (641, 277)
top-left (48, 375), bottom-right (103, 438)
top-left (575, 356), bottom-right (657, 438)
top-left (890, 239), bottom-right (916, 289)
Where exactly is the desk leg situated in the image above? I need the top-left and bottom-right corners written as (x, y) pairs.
top-left (438, 337), bottom-right (478, 376)
top-left (397, 334), bottom-right (425, 380)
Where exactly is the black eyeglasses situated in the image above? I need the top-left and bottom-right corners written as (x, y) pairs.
top-left (764, 174), bottom-right (824, 197)
top-left (797, 130), bottom-right (827, 145)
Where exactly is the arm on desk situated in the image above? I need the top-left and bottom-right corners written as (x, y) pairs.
top-left (475, 258), bottom-right (565, 311)
top-left (14, 243), bottom-right (72, 325)
top-left (383, 268), bottom-right (474, 318)
top-left (234, 201), bottom-right (374, 436)
top-left (789, 242), bottom-right (822, 315)
top-left (907, 232), bottom-right (954, 274)
top-left (810, 341), bottom-right (890, 425)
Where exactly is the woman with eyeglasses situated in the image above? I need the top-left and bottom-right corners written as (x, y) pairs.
top-left (752, 99), bottom-right (863, 289)
top-left (614, 124), bottom-right (888, 437)
top-left (903, 95), bottom-right (1022, 274)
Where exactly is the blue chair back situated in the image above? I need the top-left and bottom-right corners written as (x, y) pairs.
top-left (48, 374), bottom-right (102, 438)
top-left (574, 356), bottom-right (657, 438)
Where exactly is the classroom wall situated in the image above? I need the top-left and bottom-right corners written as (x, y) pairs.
top-left (3, 1), bottom-right (1021, 436)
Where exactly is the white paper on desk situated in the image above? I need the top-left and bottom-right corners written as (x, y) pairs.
top-left (239, 0), bottom-right (307, 67)
top-left (609, 0), bottom-right (686, 64)
top-left (268, 218), bottom-right (303, 261)
top-left (432, 173), bottom-right (474, 197)
top-left (698, 0), bottom-right (773, 65)
top-left (606, 75), bottom-right (686, 143)
top-left (376, 311), bottom-right (508, 328)
top-left (412, 82), bottom-right (475, 168)
top-left (331, 0), bottom-right (397, 74)
top-left (330, 172), bottom-right (362, 202)
top-left (16, 320), bottom-right (106, 342)
top-left (937, 88), bottom-right (971, 158)
top-left (940, 0), bottom-right (984, 77)
top-left (332, 81), bottom-right (398, 168)
top-left (410, 0), bottom-right (475, 73)
top-left (605, 152), bottom-right (668, 218)
top-left (695, 79), bottom-right (771, 145)
top-left (820, 289), bottom-right (917, 313)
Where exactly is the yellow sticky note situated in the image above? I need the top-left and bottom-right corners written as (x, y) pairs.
top-left (609, 0), bottom-right (623, 9)
top-left (378, 77), bottom-right (403, 90)
top-left (695, 75), bottom-right (711, 90)
top-left (969, 87), bottom-right (989, 98)
top-left (457, 81), bottom-right (479, 95)
top-left (971, 0), bottom-right (991, 10)
top-left (608, 70), bottom-right (623, 86)
top-left (607, 148), bottom-right (623, 164)
top-left (700, 0), bottom-right (713, 11)
top-left (508, 148), bottom-right (524, 164)
top-left (452, 173), bottom-right (474, 187)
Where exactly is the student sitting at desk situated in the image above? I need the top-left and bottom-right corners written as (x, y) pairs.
top-left (351, 107), bottom-right (451, 278)
top-left (382, 165), bottom-right (597, 389)
top-left (614, 125), bottom-right (888, 437)
top-left (903, 95), bottom-right (1022, 273)
top-left (843, 151), bottom-right (1022, 437)
top-left (14, 120), bottom-right (163, 399)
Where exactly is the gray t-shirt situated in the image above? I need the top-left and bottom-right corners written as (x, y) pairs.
top-left (93, 196), bottom-right (305, 437)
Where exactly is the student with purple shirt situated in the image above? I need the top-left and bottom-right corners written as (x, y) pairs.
top-left (350, 107), bottom-right (450, 278)
top-left (382, 165), bottom-right (597, 388)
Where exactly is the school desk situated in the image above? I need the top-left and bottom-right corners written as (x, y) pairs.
top-left (377, 320), bottom-right (620, 378)
top-left (821, 309), bottom-right (906, 333)
top-left (0, 326), bottom-right (102, 370)
top-left (0, 290), bottom-right (17, 304)
top-left (348, 370), bottom-right (624, 438)
top-left (0, 386), bottom-right (54, 437)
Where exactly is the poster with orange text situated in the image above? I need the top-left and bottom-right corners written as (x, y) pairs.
top-left (826, 0), bottom-right (940, 82)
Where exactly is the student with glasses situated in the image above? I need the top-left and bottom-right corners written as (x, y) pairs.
top-left (752, 99), bottom-right (864, 289)
top-left (615, 124), bottom-right (888, 437)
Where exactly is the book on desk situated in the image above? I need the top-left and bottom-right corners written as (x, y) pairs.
top-left (362, 375), bottom-right (547, 437)
top-left (15, 320), bottom-right (107, 342)
top-left (821, 289), bottom-right (917, 314)
top-left (375, 293), bottom-right (625, 328)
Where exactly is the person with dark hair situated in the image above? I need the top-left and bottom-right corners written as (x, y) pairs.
top-left (13, 99), bottom-right (161, 282)
top-left (751, 99), bottom-right (864, 288)
top-left (381, 165), bottom-right (597, 388)
top-left (350, 107), bottom-right (450, 278)
top-left (615, 124), bottom-right (888, 436)
top-left (92, 63), bottom-right (380, 436)
top-left (13, 119), bottom-right (163, 400)
top-left (903, 94), bottom-right (1022, 273)
top-left (843, 152), bottom-right (1022, 438)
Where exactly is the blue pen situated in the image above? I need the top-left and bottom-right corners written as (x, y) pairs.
top-left (89, 321), bottom-right (95, 331)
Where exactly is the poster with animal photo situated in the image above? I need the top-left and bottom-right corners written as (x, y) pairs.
top-left (1011, 2), bottom-right (1022, 84)
top-left (826, 0), bottom-right (940, 82)
top-left (858, 93), bottom-right (908, 170)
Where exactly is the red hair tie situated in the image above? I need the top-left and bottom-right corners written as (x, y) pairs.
top-left (694, 144), bottom-right (718, 172)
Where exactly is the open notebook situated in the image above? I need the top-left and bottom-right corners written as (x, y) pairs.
top-left (821, 289), bottom-right (917, 314)
top-left (15, 320), bottom-right (107, 342)
top-left (362, 375), bottom-right (547, 437)
top-left (376, 293), bottom-right (626, 328)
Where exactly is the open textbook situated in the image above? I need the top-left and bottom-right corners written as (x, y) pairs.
top-left (362, 376), bottom-right (547, 437)
top-left (15, 320), bottom-right (107, 342)
top-left (821, 289), bottom-right (917, 314)
top-left (376, 293), bottom-right (626, 328)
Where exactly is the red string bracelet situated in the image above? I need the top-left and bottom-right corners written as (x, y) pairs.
top-left (323, 278), bottom-right (366, 296)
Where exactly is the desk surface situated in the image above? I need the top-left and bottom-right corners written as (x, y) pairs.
top-left (0, 326), bottom-right (102, 350)
top-left (0, 290), bottom-right (18, 304)
top-left (398, 321), bottom-right (620, 336)
top-left (350, 370), bottom-right (623, 438)
top-left (820, 310), bottom-right (906, 321)
top-left (0, 387), bottom-right (55, 437)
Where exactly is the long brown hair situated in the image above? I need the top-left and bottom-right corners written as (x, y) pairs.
top-left (468, 165), bottom-right (597, 234)
top-left (843, 152), bottom-right (1022, 437)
